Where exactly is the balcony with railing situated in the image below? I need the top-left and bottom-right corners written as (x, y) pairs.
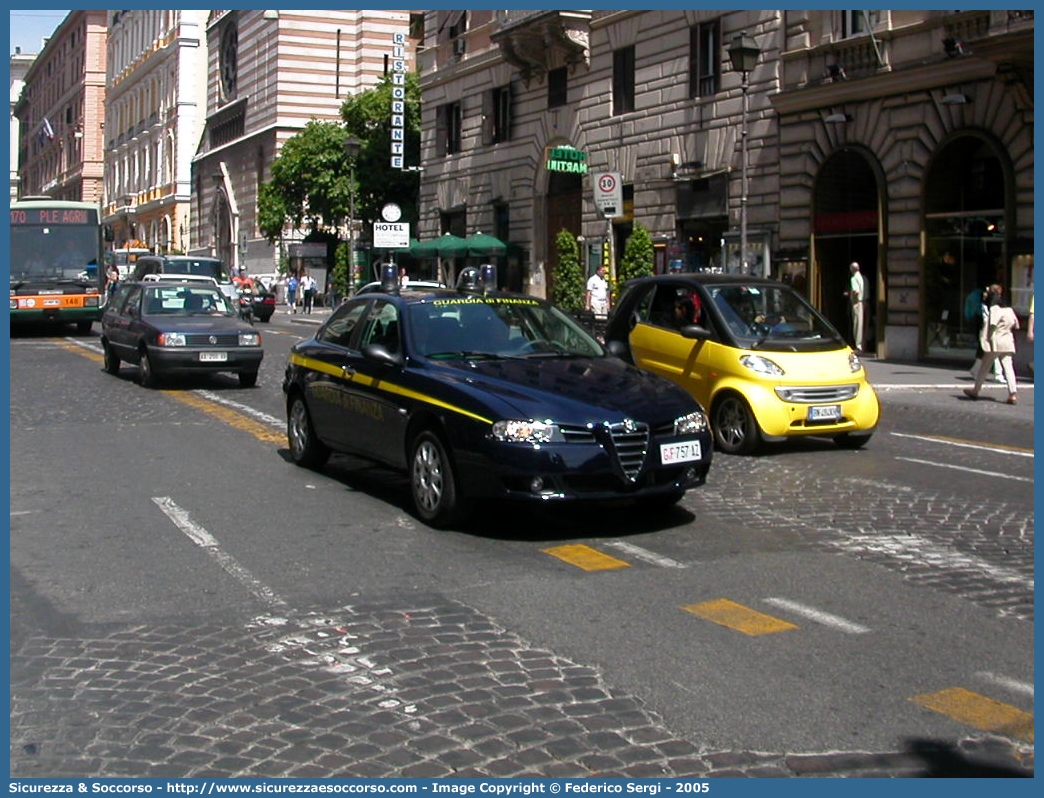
top-left (490, 10), bottom-right (592, 84)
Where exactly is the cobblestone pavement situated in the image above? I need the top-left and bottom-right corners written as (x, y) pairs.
top-left (694, 455), bottom-right (1034, 622)
top-left (10, 596), bottom-right (1033, 778)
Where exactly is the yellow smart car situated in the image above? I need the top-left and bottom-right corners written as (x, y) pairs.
top-left (605, 274), bottom-right (880, 454)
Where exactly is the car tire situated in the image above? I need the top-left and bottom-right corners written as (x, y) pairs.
top-left (834, 431), bottom-right (872, 449)
top-left (239, 371), bottom-right (258, 388)
top-left (410, 430), bottom-right (472, 528)
top-left (287, 393), bottom-right (329, 468)
top-left (138, 348), bottom-right (160, 388)
top-left (712, 393), bottom-right (762, 455)
top-left (102, 341), bottom-right (120, 375)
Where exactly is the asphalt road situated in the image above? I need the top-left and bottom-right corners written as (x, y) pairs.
top-left (9, 315), bottom-right (1034, 777)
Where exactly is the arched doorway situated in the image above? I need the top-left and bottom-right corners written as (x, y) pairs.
top-left (923, 135), bottom-right (1009, 361)
top-left (545, 171), bottom-right (582, 296)
top-left (813, 148), bottom-right (881, 351)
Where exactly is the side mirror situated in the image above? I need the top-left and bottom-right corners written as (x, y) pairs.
top-left (361, 343), bottom-right (403, 367)
top-left (605, 339), bottom-right (629, 359)
top-left (680, 324), bottom-right (711, 340)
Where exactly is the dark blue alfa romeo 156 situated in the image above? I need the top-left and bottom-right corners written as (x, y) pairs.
top-left (283, 267), bottom-right (712, 527)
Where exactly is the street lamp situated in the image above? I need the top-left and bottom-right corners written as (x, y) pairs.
top-left (728, 32), bottom-right (759, 275)
top-left (344, 135), bottom-right (362, 294)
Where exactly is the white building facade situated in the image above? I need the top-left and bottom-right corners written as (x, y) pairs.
top-left (103, 10), bottom-right (208, 254)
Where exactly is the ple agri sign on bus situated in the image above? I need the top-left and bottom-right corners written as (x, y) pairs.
top-left (11, 208), bottom-right (96, 225)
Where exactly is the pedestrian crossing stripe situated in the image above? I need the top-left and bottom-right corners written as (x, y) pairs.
top-left (911, 688), bottom-right (1033, 742)
top-left (681, 598), bottom-right (799, 636)
top-left (542, 544), bottom-right (630, 571)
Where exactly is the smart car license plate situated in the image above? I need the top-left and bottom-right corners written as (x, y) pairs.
top-left (808, 404), bottom-right (841, 421)
top-left (660, 441), bottom-right (702, 464)
top-left (199, 352), bottom-right (227, 362)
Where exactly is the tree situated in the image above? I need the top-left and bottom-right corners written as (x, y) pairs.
top-left (618, 222), bottom-right (655, 288)
top-left (257, 121), bottom-right (355, 242)
top-left (551, 229), bottom-right (585, 312)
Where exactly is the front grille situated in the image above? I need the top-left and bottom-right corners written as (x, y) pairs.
top-left (775, 384), bottom-right (859, 403)
top-left (558, 424), bottom-right (597, 443)
top-left (185, 333), bottom-right (240, 346)
top-left (607, 421), bottom-right (649, 481)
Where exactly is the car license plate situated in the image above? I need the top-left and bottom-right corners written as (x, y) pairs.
top-left (660, 440), bottom-right (702, 465)
top-left (199, 351), bottom-right (228, 362)
top-left (43, 298), bottom-right (61, 307)
top-left (808, 404), bottom-right (841, 421)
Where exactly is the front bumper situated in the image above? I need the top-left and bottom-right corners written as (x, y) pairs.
top-left (148, 346), bottom-right (264, 374)
top-left (454, 433), bottom-right (712, 502)
top-left (741, 379), bottom-right (880, 440)
top-left (10, 306), bottom-right (102, 324)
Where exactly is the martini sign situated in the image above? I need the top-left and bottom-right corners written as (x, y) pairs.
top-left (546, 145), bottom-right (588, 174)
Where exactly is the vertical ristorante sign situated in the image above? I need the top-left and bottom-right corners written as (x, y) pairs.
top-left (390, 32), bottom-right (407, 169)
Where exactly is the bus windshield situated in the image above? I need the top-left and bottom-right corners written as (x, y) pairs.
top-left (10, 225), bottom-right (100, 282)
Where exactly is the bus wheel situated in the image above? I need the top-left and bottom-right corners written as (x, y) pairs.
top-left (76, 321), bottom-right (92, 334)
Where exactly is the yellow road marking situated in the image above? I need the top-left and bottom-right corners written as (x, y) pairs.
top-left (681, 598), bottom-right (799, 636)
top-left (911, 688), bottom-right (1033, 742)
top-left (543, 544), bottom-right (631, 571)
top-left (56, 339), bottom-right (283, 445)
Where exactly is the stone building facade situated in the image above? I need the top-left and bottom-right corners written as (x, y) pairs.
top-left (416, 9), bottom-right (1033, 364)
top-left (189, 10), bottom-right (421, 275)
top-left (10, 48), bottom-right (36, 201)
top-left (102, 11), bottom-right (208, 255)
top-left (12, 10), bottom-right (108, 204)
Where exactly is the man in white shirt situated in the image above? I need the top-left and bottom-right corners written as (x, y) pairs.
top-left (845, 261), bottom-right (866, 351)
top-left (586, 265), bottom-right (609, 319)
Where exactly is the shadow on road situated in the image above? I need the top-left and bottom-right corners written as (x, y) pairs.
top-left (901, 738), bottom-right (1033, 777)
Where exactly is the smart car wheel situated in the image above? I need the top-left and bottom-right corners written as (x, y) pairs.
top-left (410, 430), bottom-right (471, 528)
top-left (712, 393), bottom-right (762, 455)
top-left (102, 341), bottom-right (120, 375)
top-left (287, 394), bottom-right (330, 468)
top-left (138, 348), bottom-right (160, 388)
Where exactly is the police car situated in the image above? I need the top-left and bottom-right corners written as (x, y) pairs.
top-left (283, 265), bottom-right (712, 527)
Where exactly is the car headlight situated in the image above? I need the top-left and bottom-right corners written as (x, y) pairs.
top-left (491, 419), bottom-right (557, 443)
top-left (239, 332), bottom-right (261, 346)
top-left (10, 299), bottom-right (17, 309)
top-left (849, 351), bottom-right (862, 373)
top-left (674, 410), bottom-right (708, 435)
top-left (158, 332), bottom-right (186, 347)
top-left (739, 354), bottom-right (784, 376)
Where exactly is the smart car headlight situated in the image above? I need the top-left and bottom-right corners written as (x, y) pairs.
top-left (158, 332), bottom-right (186, 347)
top-left (739, 354), bottom-right (784, 376)
top-left (673, 410), bottom-right (708, 435)
top-left (848, 351), bottom-right (862, 373)
top-left (239, 332), bottom-right (261, 346)
top-left (491, 419), bottom-right (557, 443)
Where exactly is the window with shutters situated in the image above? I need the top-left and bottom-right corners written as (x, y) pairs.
top-left (612, 47), bottom-right (635, 115)
top-left (483, 85), bottom-right (512, 146)
top-left (689, 20), bottom-right (720, 97)
top-left (436, 101), bottom-right (463, 156)
top-left (548, 67), bottom-right (567, 109)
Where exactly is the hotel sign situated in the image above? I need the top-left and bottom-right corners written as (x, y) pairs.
top-left (546, 146), bottom-right (588, 174)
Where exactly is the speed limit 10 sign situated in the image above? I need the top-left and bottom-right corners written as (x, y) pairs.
top-left (592, 171), bottom-right (623, 218)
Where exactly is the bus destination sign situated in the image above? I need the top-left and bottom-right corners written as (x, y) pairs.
top-left (11, 208), bottom-right (96, 225)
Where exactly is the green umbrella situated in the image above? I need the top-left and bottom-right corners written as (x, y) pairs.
top-left (395, 237), bottom-right (420, 255)
top-left (465, 232), bottom-right (507, 257)
top-left (412, 233), bottom-right (465, 259)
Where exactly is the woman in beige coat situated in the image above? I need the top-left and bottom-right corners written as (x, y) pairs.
top-left (964, 284), bottom-right (1019, 404)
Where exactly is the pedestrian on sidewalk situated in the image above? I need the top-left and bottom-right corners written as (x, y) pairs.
top-left (844, 262), bottom-right (866, 351)
top-left (286, 273), bottom-right (299, 313)
top-left (966, 285), bottom-right (1004, 383)
top-left (964, 284), bottom-right (1019, 404)
top-left (301, 271), bottom-right (316, 313)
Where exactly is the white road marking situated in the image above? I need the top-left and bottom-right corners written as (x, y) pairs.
top-left (64, 336), bottom-right (103, 355)
top-left (195, 390), bottom-right (284, 428)
top-left (605, 541), bottom-right (687, 569)
top-left (895, 457), bottom-right (1033, 483)
top-left (872, 383), bottom-right (1016, 391)
top-left (152, 496), bottom-right (289, 609)
top-left (827, 533), bottom-right (1034, 589)
top-left (761, 597), bottom-right (871, 634)
top-left (890, 432), bottom-right (1033, 458)
top-left (10, 510), bottom-right (34, 516)
top-left (974, 671), bottom-right (1034, 698)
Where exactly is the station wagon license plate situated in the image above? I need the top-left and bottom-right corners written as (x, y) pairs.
top-left (808, 404), bottom-right (841, 421)
top-left (660, 440), bottom-right (702, 465)
top-left (199, 351), bottom-right (227, 362)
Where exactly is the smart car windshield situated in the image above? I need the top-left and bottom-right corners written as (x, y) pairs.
top-left (410, 297), bottom-right (604, 359)
top-left (708, 283), bottom-right (844, 348)
top-left (144, 286), bottom-right (234, 316)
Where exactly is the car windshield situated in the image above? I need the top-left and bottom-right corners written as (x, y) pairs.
top-left (409, 297), bottom-right (604, 359)
top-left (708, 283), bottom-right (844, 347)
top-left (161, 260), bottom-right (231, 282)
top-left (144, 286), bottom-right (234, 316)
